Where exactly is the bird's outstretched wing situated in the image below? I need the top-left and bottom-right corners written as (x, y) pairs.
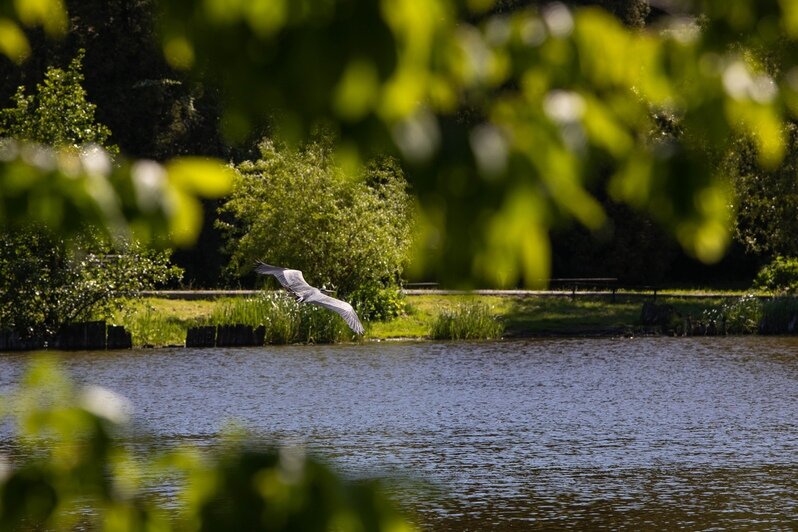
top-left (255, 261), bottom-right (365, 335)
top-left (307, 292), bottom-right (365, 335)
top-left (255, 262), bottom-right (314, 297)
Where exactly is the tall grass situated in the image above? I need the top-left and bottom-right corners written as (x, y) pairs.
top-left (429, 302), bottom-right (503, 340)
top-left (211, 293), bottom-right (355, 344)
top-left (759, 297), bottom-right (798, 334)
top-left (698, 295), bottom-right (798, 335)
top-left (119, 305), bottom-right (188, 346)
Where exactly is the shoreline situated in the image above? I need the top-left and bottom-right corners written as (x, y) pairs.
top-left (3, 291), bottom-right (787, 351)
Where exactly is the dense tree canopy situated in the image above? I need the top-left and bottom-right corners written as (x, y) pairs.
top-left (220, 138), bottom-right (414, 298)
top-left (732, 124), bottom-right (798, 258)
top-left (0, 52), bottom-right (182, 336)
top-left (1, 0), bottom-right (798, 288)
top-left (0, 0), bottom-right (233, 249)
top-left (149, 0), bottom-right (798, 286)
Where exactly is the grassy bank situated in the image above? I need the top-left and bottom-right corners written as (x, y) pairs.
top-left (107, 292), bottom-right (746, 347)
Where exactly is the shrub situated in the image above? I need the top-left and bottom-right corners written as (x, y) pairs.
top-left (754, 256), bottom-right (798, 293)
top-left (0, 49), bottom-right (114, 151)
top-left (429, 302), bottom-right (503, 340)
top-left (700, 295), bottom-right (763, 334)
top-left (350, 284), bottom-right (407, 321)
top-left (0, 229), bottom-right (181, 338)
top-left (218, 137), bottom-right (415, 310)
top-left (0, 51), bottom-right (179, 338)
top-left (721, 295), bottom-right (763, 334)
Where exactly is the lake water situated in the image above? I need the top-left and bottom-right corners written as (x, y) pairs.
top-left (1, 337), bottom-right (797, 529)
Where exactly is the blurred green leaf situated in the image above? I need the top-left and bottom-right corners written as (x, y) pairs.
top-left (0, 18), bottom-right (29, 62)
top-left (13, 0), bottom-right (68, 36)
top-left (7, 0), bottom-right (798, 286)
top-left (165, 157), bottom-right (235, 198)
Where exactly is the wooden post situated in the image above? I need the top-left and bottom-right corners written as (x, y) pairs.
top-left (186, 326), bottom-right (216, 348)
top-left (216, 324), bottom-right (264, 347)
top-left (55, 321), bottom-right (107, 350)
top-left (107, 325), bottom-right (133, 349)
top-left (0, 331), bottom-right (45, 351)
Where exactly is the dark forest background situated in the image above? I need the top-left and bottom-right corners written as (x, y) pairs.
top-left (0, 0), bottom-right (765, 288)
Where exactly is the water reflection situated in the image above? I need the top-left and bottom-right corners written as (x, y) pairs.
top-left (1, 337), bottom-right (797, 529)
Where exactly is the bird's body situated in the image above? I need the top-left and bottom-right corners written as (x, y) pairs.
top-left (255, 262), bottom-right (365, 335)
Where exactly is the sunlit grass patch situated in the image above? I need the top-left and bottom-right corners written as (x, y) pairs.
top-left (111, 300), bottom-right (207, 346)
top-left (107, 292), bottom-right (768, 346)
top-left (429, 302), bottom-right (503, 340)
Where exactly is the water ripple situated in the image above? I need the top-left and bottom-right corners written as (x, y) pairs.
top-left (1, 336), bottom-right (797, 528)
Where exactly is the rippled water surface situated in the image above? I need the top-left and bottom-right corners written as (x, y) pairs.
top-left (2, 337), bottom-right (797, 529)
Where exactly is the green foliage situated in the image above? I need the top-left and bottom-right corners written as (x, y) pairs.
top-left (0, 50), bottom-right (114, 151)
top-left (0, 228), bottom-right (182, 338)
top-left (0, 46), bottom-right (233, 247)
top-left (700, 295), bottom-right (763, 335)
top-left (211, 293), bottom-right (357, 344)
top-left (188, 443), bottom-right (410, 531)
top-left (753, 256), bottom-right (798, 293)
top-left (118, 302), bottom-right (188, 347)
top-left (220, 139), bottom-right (414, 299)
top-left (0, 140), bottom-right (232, 246)
top-left (0, 49), bottom-right (199, 340)
top-left (0, 358), bottom-right (414, 530)
top-left (429, 302), bottom-right (504, 340)
top-left (150, 0), bottom-right (798, 287)
top-left (5, 2), bottom-right (798, 285)
top-left (0, 0), bottom-right (66, 64)
top-left (351, 284), bottom-right (408, 321)
top-left (492, 0), bottom-right (650, 28)
top-left (720, 295), bottom-right (764, 335)
top-left (733, 125), bottom-right (798, 258)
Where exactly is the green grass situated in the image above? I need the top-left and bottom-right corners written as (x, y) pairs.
top-left (109, 298), bottom-right (215, 346)
top-left (107, 292), bottom-right (766, 347)
top-left (500, 295), bottom-right (730, 336)
top-left (429, 302), bottom-right (503, 340)
top-left (502, 297), bottom-right (638, 336)
top-left (110, 294), bottom-right (355, 346)
top-left (212, 293), bottom-right (354, 344)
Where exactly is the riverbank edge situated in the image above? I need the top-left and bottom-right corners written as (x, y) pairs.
top-left (1, 291), bottom-right (779, 351)
top-left (128, 291), bottom-right (765, 345)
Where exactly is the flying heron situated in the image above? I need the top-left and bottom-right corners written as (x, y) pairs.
top-left (255, 262), bottom-right (365, 335)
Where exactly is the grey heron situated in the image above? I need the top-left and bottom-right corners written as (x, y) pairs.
top-left (255, 262), bottom-right (365, 335)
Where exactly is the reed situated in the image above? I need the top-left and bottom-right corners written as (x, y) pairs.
top-left (759, 297), bottom-right (798, 334)
top-left (212, 293), bottom-right (353, 344)
top-left (429, 302), bottom-right (503, 340)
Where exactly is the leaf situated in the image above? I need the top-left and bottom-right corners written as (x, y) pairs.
top-left (13, 0), bottom-right (68, 36)
top-left (0, 18), bottom-right (30, 63)
top-left (165, 157), bottom-right (235, 198)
